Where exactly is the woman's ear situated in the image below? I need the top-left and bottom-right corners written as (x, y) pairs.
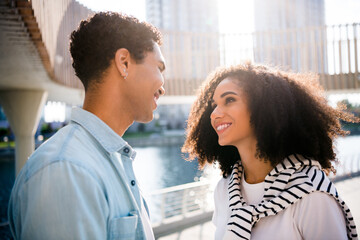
top-left (115, 48), bottom-right (130, 79)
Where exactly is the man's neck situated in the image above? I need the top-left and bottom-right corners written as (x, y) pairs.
top-left (82, 91), bottom-right (133, 137)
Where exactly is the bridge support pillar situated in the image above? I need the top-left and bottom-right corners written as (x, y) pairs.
top-left (0, 89), bottom-right (48, 175)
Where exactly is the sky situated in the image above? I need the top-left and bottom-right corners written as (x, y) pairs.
top-left (325, 0), bottom-right (360, 25)
top-left (77, 0), bottom-right (146, 20)
top-left (76, 0), bottom-right (360, 104)
top-left (77, 0), bottom-right (360, 31)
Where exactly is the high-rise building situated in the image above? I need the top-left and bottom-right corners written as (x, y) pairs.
top-left (147, 0), bottom-right (219, 32)
top-left (253, 0), bottom-right (327, 73)
top-left (146, 0), bottom-right (220, 95)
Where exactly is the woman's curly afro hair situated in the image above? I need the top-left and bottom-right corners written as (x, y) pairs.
top-left (182, 62), bottom-right (358, 178)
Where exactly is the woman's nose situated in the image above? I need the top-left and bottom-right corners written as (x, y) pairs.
top-left (158, 86), bottom-right (165, 96)
top-left (210, 106), bottom-right (223, 120)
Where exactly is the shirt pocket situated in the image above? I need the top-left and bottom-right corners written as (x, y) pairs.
top-left (109, 211), bottom-right (138, 240)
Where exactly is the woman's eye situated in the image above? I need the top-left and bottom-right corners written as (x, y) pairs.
top-left (225, 97), bottom-right (235, 104)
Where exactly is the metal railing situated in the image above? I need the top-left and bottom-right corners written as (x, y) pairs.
top-left (18, 0), bottom-right (360, 95)
top-left (148, 180), bottom-right (214, 238)
top-left (149, 153), bottom-right (360, 228)
top-left (331, 153), bottom-right (360, 182)
top-left (149, 180), bottom-right (214, 226)
top-left (161, 24), bottom-right (360, 95)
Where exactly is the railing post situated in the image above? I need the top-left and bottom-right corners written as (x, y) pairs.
top-left (353, 23), bottom-right (359, 89)
top-left (181, 188), bottom-right (188, 218)
top-left (345, 24), bottom-right (352, 88)
top-left (161, 193), bottom-right (166, 224)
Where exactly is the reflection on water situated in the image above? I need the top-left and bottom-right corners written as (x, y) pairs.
top-left (335, 135), bottom-right (360, 156)
top-left (334, 136), bottom-right (360, 176)
top-left (0, 136), bottom-right (359, 228)
top-left (133, 145), bottom-right (203, 194)
top-left (0, 153), bottom-right (15, 238)
top-left (132, 145), bottom-right (213, 223)
top-left (131, 136), bottom-right (360, 194)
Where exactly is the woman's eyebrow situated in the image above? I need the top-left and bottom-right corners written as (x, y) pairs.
top-left (220, 91), bottom-right (238, 98)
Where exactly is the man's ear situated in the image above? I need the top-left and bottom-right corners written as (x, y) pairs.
top-left (114, 48), bottom-right (130, 78)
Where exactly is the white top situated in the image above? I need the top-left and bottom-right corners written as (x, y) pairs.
top-left (212, 176), bottom-right (348, 240)
top-left (140, 199), bottom-right (155, 240)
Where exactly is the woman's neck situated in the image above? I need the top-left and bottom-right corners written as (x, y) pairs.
top-left (236, 140), bottom-right (273, 184)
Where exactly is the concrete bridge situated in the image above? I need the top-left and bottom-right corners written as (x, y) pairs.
top-left (1, 0), bottom-right (360, 174)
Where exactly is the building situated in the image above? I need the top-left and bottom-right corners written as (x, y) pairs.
top-left (146, 0), bottom-right (220, 95)
top-left (253, 0), bottom-right (328, 73)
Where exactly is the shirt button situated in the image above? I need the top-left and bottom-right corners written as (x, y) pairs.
top-left (123, 147), bottom-right (130, 154)
top-left (131, 180), bottom-right (136, 186)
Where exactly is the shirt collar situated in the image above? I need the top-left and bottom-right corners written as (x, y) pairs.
top-left (70, 107), bottom-right (136, 159)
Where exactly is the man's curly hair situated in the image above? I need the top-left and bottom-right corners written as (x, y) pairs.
top-left (70, 12), bottom-right (162, 90)
top-left (182, 62), bottom-right (358, 178)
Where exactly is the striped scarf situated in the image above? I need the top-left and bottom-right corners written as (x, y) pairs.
top-left (224, 154), bottom-right (358, 240)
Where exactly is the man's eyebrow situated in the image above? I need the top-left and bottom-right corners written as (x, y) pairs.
top-left (220, 91), bottom-right (238, 98)
top-left (159, 61), bottom-right (166, 72)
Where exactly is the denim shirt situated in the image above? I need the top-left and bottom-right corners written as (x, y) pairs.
top-left (8, 107), bottom-right (150, 240)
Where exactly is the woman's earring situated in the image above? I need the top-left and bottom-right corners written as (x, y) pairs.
top-left (123, 68), bottom-right (128, 80)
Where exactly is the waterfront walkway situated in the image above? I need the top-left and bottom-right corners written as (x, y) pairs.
top-left (158, 175), bottom-right (360, 240)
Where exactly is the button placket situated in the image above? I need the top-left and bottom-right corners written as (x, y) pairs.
top-left (123, 147), bottom-right (130, 154)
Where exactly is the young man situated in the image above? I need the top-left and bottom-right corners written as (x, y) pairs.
top-left (8, 12), bottom-right (165, 239)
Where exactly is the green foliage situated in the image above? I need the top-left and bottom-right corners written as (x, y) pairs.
top-left (122, 131), bottom-right (154, 139)
top-left (338, 100), bottom-right (360, 135)
top-left (0, 127), bottom-right (9, 137)
top-left (40, 123), bottom-right (53, 135)
top-left (0, 141), bottom-right (14, 148)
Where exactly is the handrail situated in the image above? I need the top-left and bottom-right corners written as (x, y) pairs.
top-left (17, 0), bottom-right (360, 94)
top-left (149, 153), bottom-right (360, 226)
top-left (161, 23), bottom-right (360, 95)
top-left (148, 180), bottom-right (214, 226)
top-left (331, 153), bottom-right (360, 182)
top-left (149, 180), bottom-right (210, 195)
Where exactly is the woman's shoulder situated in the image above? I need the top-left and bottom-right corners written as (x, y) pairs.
top-left (295, 190), bottom-right (345, 215)
top-left (215, 176), bottom-right (230, 190)
top-left (292, 191), bottom-right (348, 238)
top-left (294, 192), bottom-right (345, 224)
top-left (214, 176), bottom-right (230, 201)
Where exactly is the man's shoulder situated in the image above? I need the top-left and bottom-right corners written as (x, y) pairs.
top-left (22, 123), bottom-right (103, 181)
top-left (33, 123), bottom-right (92, 157)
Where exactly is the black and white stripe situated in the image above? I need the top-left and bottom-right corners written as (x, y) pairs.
top-left (224, 154), bottom-right (358, 240)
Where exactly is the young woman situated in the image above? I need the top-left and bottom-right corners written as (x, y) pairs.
top-left (182, 63), bottom-right (358, 240)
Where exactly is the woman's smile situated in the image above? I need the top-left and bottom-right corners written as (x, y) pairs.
top-left (215, 122), bottom-right (232, 133)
